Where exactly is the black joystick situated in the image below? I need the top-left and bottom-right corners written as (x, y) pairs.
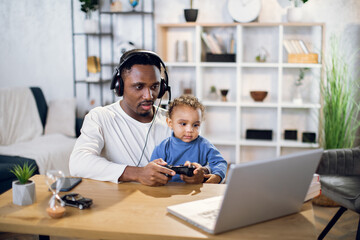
top-left (164, 165), bottom-right (196, 177)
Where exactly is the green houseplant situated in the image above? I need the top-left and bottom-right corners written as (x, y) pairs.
top-left (320, 36), bottom-right (360, 149)
top-left (10, 162), bottom-right (37, 206)
top-left (79, 0), bottom-right (98, 19)
top-left (79, 0), bottom-right (99, 33)
top-left (293, 68), bottom-right (309, 104)
top-left (289, 0), bottom-right (308, 7)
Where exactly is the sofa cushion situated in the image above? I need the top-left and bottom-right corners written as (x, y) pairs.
top-left (320, 175), bottom-right (360, 213)
top-left (44, 98), bottom-right (76, 137)
top-left (0, 87), bottom-right (43, 145)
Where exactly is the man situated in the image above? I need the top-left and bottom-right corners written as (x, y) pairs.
top-left (69, 50), bottom-right (206, 186)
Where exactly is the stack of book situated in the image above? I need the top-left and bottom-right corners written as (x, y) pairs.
top-left (283, 39), bottom-right (318, 64)
top-left (304, 173), bottom-right (321, 202)
top-left (201, 32), bottom-right (236, 62)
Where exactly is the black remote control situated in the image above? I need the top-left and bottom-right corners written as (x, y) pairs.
top-left (164, 165), bottom-right (196, 177)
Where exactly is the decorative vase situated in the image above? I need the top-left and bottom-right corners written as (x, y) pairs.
top-left (184, 9), bottom-right (198, 22)
top-left (207, 87), bottom-right (219, 101)
top-left (83, 19), bottom-right (98, 33)
top-left (293, 87), bottom-right (303, 104)
top-left (287, 7), bottom-right (303, 22)
top-left (175, 40), bottom-right (188, 62)
top-left (12, 180), bottom-right (36, 206)
top-left (220, 89), bottom-right (229, 102)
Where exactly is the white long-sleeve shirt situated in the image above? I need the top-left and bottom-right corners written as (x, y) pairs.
top-left (69, 101), bottom-right (171, 183)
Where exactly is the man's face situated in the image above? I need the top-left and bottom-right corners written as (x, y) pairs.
top-left (166, 105), bottom-right (202, 143)
top-left (120, 64), bottom-right (161, 123)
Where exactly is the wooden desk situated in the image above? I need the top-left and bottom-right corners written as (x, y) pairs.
top-left (0, 175), bottom-right (316, 239)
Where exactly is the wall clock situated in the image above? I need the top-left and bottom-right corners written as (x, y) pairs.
top-left (227, 0), bottom-right (262, 23)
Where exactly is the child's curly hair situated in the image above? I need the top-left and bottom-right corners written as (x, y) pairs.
top-left (167, 95), bottom-right (205, 119)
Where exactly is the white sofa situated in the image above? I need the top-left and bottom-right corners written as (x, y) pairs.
top-left (0, 87), bottom-right (81, 193)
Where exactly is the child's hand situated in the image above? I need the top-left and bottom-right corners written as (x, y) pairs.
top-left (181, 162), bottom-right (205, 184)
top-left (204, 174), bottom-right (221, 184)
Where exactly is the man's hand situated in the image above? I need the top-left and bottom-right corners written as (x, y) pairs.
top-left (204, 174), bottom-right (221, 184)
top-left (119, 158), bottom-right (175, 186)
top-left (181, 161), bottom-right (206, 184)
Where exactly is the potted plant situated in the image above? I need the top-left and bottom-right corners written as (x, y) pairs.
top-left (184, 0), bottom-right (198, 22)
top-left (293, 68), bottom-right (309, 104)
top-left (79, 0), bottom-right (99, 33)
top-left (320, 36), bottom-right (360, 149)
top-left (287, 0), bottom-right (309, 22)
top-left (10, 162), bottom-right (37, 206)
top-left (207, 85), bottom-right (219, 101)
top-left (313, 36), bottom-right (360, 207)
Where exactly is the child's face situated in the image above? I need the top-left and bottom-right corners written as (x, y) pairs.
top-left (167, 105), bottom-right (202, 143)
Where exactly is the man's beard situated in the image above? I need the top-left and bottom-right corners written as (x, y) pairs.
top-left (139, 111), bottom-right (151, 117)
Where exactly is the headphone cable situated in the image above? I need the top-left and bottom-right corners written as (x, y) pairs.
top-left (137, 99), bottom-right (162, 167)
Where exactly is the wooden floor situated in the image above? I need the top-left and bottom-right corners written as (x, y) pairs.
top-left (0, 204), bottom-right (358, 240)
top-left (313, 204), bottom-right (358, 240)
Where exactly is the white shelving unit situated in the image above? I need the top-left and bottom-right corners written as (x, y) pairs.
top-left (157, 22), bottom-right (325, 164)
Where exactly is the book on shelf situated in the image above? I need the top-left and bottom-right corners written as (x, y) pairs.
top-left (201, 32), bottom-right (222, 54)
top-left (283, 39), bottom-right (310, 54)
top-left (298, 40), bottom-right (309, 54)
top-left (304, 173), bottom-right (321, 202)
top-left (229, 33), bottom-right (235, 54)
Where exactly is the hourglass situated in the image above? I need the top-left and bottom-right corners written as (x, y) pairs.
top-left (45, 170), bottom-right (66, 218)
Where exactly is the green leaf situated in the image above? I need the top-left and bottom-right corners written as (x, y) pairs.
top-left (10, 162), bottom-right (37, 184)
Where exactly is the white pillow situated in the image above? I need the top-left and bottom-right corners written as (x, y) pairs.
top-left (44, 98), bottom-right (76, 137)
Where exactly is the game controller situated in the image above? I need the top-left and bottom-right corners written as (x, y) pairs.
top-left (164, 165), bottom-right (196, 177)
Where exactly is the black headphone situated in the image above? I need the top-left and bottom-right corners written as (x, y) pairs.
top-left (110, 49), bottom-right (171, 101)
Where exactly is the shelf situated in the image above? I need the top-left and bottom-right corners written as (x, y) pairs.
top-left (73, 33), bottom-right (112, 36)
top-left (100, 11), bottom-right (153, 15)
top-left (75, 79), bottom-right (112, 84)
top-left (157, 22), bottom-right (325, 163)
top-left (282, 63), bottom-right (322, 68)
top-left (240, 139), bottom-right (277, 147)
top-left (165, 62), bottom-right (196, 67)
top-left (71, 0), bottom-right (155, 109)
top-left (241, 63), bottom-right (279, 68)
top-left (241, 102), bottom-right (278, 108)
top-left (281, 102), bottom-right (321, 109)
top-left (200, 62), bottom-right (237, 67)
top-left (280, 140), bottom-right (319, 148)
top-left (202, 101), bottom-right (237, 107)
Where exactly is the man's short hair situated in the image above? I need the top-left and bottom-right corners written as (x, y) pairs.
top-left (120, 50), bottom-right (161, 77)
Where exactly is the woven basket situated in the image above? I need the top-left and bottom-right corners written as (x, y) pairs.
top-left (312, 193), bottom-right (340, 207)
top-left (288, 53), bottom-right (318, 64)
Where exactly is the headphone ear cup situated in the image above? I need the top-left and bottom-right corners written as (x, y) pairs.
top-left (157, 78), bottom-right (167, 99)
top-left (118, 77), bottom-right (124, 97)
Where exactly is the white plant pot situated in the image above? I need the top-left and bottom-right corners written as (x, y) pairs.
top-left (12, 180), bottom-right (36, 206)
top-left (287, 7), bottom-right (303, 22)
top-left (83, 19), bottom-right (98, 34)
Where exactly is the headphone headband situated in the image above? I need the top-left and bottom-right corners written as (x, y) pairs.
top-left (110, 49), bottom-right (170, 101)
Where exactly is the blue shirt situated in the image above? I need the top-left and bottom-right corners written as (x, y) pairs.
top-left (150, 133), bottom-right (228, 182)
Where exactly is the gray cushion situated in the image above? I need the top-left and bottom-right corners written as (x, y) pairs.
top-left (320, 175), bottom-right (360, 213)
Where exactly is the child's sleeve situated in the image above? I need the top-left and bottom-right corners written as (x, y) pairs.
top-left (150, 140), bottom-right (167, 162)
top-left (206, 146), bottom-right (228, 182)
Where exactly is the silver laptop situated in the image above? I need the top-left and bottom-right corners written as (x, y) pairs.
top-left (167, 149), bottom-right (323, 234)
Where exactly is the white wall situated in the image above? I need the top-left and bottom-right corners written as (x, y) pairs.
top-left (0, 0), bottom-right (359, 107)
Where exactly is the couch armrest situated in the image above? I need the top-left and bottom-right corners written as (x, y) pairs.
top-left (316, 148), bottom-right (360, 176)
top-left (76, 117), bottom-right (84, 137)
top-left (30, 87), bottom-right (48, 129)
